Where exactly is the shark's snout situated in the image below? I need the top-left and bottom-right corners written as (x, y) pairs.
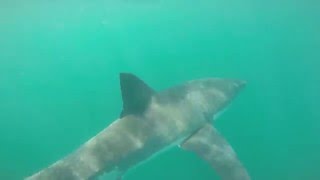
top-left (227, 79), bottom-right (247, 97)
top-left (233, 80), bottom-right (246, 89)
top-left (205, 78), bottom-right (246, 102)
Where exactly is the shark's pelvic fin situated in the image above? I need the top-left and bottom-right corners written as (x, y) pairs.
top-left (181, 124), bottom-right (250, 180)
top-left (119, 73), bottom-right (155, 118)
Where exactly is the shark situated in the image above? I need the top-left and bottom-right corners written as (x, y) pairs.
top-left (26, 73), bottom-right (250, 180)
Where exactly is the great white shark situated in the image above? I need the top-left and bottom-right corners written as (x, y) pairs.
top-left (26, 73), bottom-right (250, 180)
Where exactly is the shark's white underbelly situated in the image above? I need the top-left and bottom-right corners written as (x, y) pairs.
top-left (98, 100), bottom-right (208, 178)
top-left (100, 119), bottom-right (202, 179)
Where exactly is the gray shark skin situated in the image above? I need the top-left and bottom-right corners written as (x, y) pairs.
top-left (26, 73), bottom-right (250, 180)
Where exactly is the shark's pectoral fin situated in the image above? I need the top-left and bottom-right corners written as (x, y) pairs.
top-left (181, 124), bottom-right (250, 180)
top-left (119, 73), bottom-right (155, 118)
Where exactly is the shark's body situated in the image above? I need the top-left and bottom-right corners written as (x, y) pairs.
top-left (26, 73), bottom-right (250, 180)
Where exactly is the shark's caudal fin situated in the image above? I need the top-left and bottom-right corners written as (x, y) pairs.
top-left (181, 124), bottom-right (250, 180)
top-left (119, 73), bottom-right (155, 118)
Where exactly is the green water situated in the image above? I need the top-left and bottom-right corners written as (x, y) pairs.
top-left (1, 0), bottom-right (319, 179)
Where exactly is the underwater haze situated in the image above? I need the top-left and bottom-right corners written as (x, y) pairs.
top-left (1, 0), bottom-right (319, 179)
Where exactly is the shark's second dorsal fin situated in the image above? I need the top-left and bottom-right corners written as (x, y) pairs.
top-left (119, 73), bottom-right (155, 118)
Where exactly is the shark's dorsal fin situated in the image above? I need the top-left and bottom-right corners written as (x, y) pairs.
top-left (119, 73), bottom-right (155, 118)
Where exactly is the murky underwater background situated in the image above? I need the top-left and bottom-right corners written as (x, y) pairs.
top-left (0, 0), bottom-right (319, 179)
